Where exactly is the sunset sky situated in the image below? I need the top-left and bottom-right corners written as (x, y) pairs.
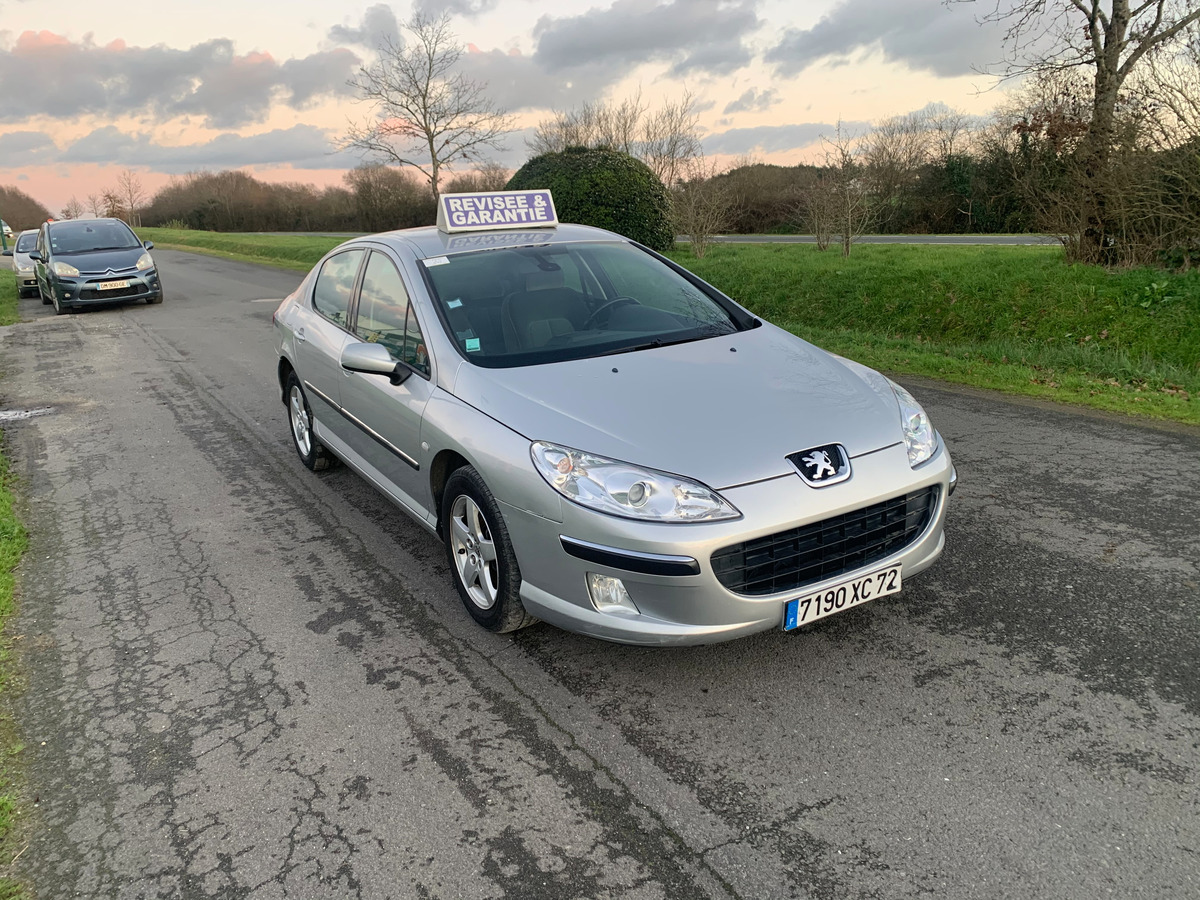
top-left (0, 0), bottom-right (1018, 214)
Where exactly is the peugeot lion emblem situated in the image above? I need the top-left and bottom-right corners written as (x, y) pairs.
top-left (788, 444), bottom-right (851, 487)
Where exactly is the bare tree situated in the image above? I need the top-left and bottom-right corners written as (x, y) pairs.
top-left (86, 194), bottom-right (104, 217)
top-left (60, 196), bottom-right (85, 220)
top-left (821, 123), bottom-right (874, 257)
top-left (861, 110), bottom-right (932, 231)
top-left (640, 91), bottom-right (702, 188)
top-left (442, 161), bottom-right (511, 194)
top-left (671, 157), bottom-right (737, 258)
top-left (959, 0), bottom-right (1200, 261)
top-left (795, 178), bottom-right (839, 251)
top-left (343, 12), bottom-right (512, 201)
top-left (529, 91), bottom-right (646, 156)
top-left (101, 190), bottom-right (125, 219)
top-left (116, 170), bottom-right (146, 226)
top-left (529, 90), bottom-right (702, 187)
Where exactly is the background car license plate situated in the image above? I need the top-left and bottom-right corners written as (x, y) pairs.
top-left (98, 280), bottom-right (130, 290)
top-left (783, 564), bottom-right (902, 630)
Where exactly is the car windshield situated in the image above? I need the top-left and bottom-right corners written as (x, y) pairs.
top-left (48, 221), bottom-right (141, 254)
top-left (15, 233), bottom-right (36, 252)
top-left (423, 241), bottom-right (743, 368)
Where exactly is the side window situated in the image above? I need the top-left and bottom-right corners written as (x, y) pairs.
top-left (404, 305), bottom-right (430, 377)
top-left (312, 249), bottom-right (363, 327)
top-left (355, 251), bottom-right (430, 377)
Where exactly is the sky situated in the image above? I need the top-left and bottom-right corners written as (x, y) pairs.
top-left (0, 0), bottom-right (1018, 213)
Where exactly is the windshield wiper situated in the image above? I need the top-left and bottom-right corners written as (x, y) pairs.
top-left (597, 331), bottom-right (725, 357)
top-left (78, 246), bottom-right (138, 252)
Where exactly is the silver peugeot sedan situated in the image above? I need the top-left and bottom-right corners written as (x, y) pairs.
top-left (274, 194), bottom-right (955, 645)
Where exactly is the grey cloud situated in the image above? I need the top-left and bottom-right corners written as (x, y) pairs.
top-left (766, 0), bottom-right (1008, 78)
top-left (723, 88), bottom-right (780, 115)
top-left (0, 31), bottom-right (359, 127)
top-left (533, 0), bottom-right (759, 77)
top-left (458, 48), bottom-right (615, 113)
top-left (0, 130), bottom-right (56, 163)
top-left (59, 125), bottom-right (359, 172)
top-left (328, 4), bottom-right (401, 48)
top-left (703, 121), bottom-right (870, 156)
top-left (414, 0), bottom-right (498, 18)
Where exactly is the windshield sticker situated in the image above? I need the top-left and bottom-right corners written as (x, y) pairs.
top-left (423, 256), bottom-right (450, 267)
top-left (465, 338), bottom-right (481, 352)
top-left (447, 298), bottom-right (463, 308)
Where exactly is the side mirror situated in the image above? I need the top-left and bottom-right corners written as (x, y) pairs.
top-left (28, 250), bottom-right (42, 262)
top-left (340, 342), bottom-right (412, 385)
top-left (1, 249), bottom-right (10, 257)
top-left (144, 240), bottom-right (154, 250)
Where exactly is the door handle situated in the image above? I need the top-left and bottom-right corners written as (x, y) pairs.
top-left (295, 327), bottom-right (306, 343)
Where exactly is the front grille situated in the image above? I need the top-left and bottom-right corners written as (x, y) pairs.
top-left (79, 284), bottom-right (143, 300)
top-left (711, 487), bottom-right (939, 596)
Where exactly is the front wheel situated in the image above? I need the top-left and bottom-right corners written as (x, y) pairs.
top-left (442, 466), bottom-right (535, 633)
top-left (285, 372), bottom-right (336, 471)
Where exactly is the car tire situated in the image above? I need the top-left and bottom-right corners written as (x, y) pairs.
top-left (38, 284), bottom-right (50, 305)
top-left (442, 466), bottom-right (536, 634)
top-left (52, 292), bottom-right (69, 315)
top-left (285, 372), bottom-right (336, 471)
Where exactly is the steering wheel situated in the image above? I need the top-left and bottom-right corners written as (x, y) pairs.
top-left (583, 296), bottom-right (640, 329)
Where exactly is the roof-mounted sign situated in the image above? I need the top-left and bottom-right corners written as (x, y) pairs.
top-left (437, 190), bottom-right (557, 233)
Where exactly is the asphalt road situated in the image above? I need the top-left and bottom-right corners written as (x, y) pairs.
top-left (0, 250), bottom-right (1197, 899)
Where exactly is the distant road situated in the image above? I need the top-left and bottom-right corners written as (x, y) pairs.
top-left (688, 233), bottom-right (1062, 246)
top-left (268, 231), bottom-right (1061, 246)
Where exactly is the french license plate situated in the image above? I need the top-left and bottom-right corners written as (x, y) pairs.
top-left (783, 564), bottom-right (902, 630)
top-left (97, 280), bottom-right (130, 290)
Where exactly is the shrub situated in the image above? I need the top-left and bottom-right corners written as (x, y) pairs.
top-left (506, 147), bottom-right (674, 251)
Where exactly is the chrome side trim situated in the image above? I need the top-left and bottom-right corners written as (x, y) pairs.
top-left (304, 380), bottom-right (420, 471)
top-left (559, 536), bottom-right (701, 577)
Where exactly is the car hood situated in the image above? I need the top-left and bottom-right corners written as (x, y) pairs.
top-left (450, 323), bottom-right (904, 489)
top-left (56, 248), bottom-right (146, 273)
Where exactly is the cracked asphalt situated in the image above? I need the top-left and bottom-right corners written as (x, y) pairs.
top-left (0, 249), bottom-right (1197, 899)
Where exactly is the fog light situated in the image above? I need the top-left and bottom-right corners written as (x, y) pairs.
top-left (587, 573), bottom-right (639, 615)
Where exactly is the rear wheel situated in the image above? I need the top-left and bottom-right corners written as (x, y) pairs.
top-left (442, 466), bottom-right (535, 634)
top-left (286, 372), bottom-right (336, 471)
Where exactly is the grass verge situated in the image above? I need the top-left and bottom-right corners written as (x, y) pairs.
top-left (0, 272), bottom-right (17, 327)
top-left (139, 228), bottom-right (347, 272)
top-left (139, 230), bottom-right (1199, 425)
top-left (0, 269), bottom-right (28, 896)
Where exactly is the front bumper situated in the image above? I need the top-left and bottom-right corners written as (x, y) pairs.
top-left (16, 270), bottom-right (36, 290)
top-left (502, 440), bottom-right (953, 645)
top-left (50, 269), bottom-right (162, 306)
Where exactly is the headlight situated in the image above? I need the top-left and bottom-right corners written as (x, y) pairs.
top-left (16, 266), bottom-right (33, 275)
top-left (887, 378), bottom-right (938, 467)
top-left (531, 442), bottom-right (740, 522)
top-left (52, 261), bottom-right (80, 277)
top-left (136, 252), bottom-right (154, 271)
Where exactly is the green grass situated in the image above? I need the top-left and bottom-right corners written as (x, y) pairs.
top-left (0, 271), bottom-right (28, 896)
top-left (666, 243), bottom-right (1200, 425)
top-left (0, 271), bottom-right (17, 326)
top-left (139, 228), bottom-right (347, 271)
